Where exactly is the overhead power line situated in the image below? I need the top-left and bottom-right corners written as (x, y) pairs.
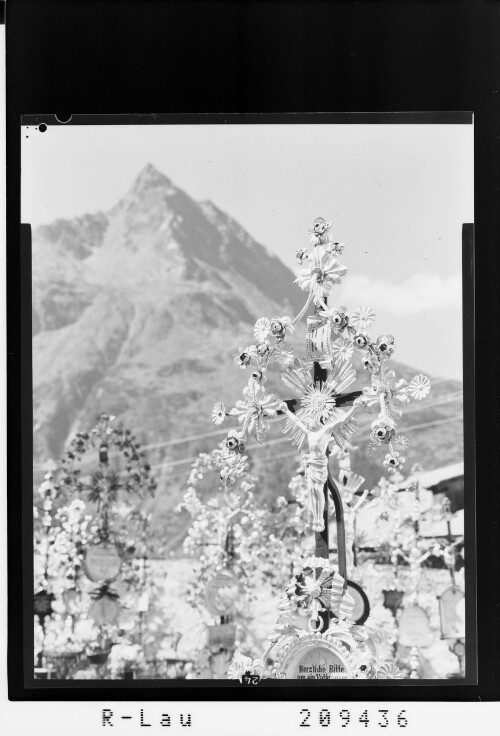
top-left (146, 412), bottom-right (464, 472)
top-left (32, 411), bottom-right (463, 491)
top-left (33, 387), bottom-right (463, 472)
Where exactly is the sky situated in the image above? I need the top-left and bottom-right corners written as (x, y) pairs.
top-left (22, 122), bottom-right (473, 380)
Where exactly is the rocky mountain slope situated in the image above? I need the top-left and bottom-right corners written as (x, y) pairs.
top-left (32, 164), bottom-right (463, 544)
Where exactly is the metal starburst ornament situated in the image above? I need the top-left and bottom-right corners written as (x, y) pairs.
top-left (300, 384), bottom-right (339, 426)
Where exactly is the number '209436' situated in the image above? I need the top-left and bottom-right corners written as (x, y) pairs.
top-left (299, 709), bottom-right (408, 728)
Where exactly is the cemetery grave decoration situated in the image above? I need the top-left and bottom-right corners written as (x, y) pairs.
top-left (379, 467), bottom-right (452, 678)
top-left (316, 463), bottom-right (464, 679)
top-left (349, 460), bottom-right (466, 679)
top-left (383, 545), bottom-right (406, 620)
top-left (178, 453), bottom-right (256, 677)
top-left (33, 490), bottom-right (96, 678)
top-left (211, 217), bottom-right (430, 679)
top-left (61, 413), bottom-right (157, 675)
top-left (36, 414), bottom-right (159, 678)
top-left (378, 479), bottom-right (433, 678)
top-left (107, 509), bottom-right (181, 679)
top-left (33, 467), bottom-right (61, 677)
top-left (366, 474), bottom-right (409, 619)
top-left (437, 584), bottom-right (465, 676)
top-left (34, 466), bottom-right (115, 678)
top-left (177, 452), bottom-right (311, 677)
top-left (394, 566), bottom-right (435, 680)
top-left (121, 510), bottom-right (159, 650)
top-left (431, 498), bottom-right (466, 677)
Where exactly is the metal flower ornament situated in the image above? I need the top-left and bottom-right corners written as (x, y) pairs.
top-left (211, 217), bottom-right (431, 679)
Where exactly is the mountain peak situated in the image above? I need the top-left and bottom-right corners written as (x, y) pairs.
top-left (199, 199), bottom-right (217, 212)
top-left (131, 163), bottom-right (173, 193)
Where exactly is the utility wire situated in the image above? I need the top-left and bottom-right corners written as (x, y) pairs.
top-left (33, 412), bottom-right (463, 490)
top-left (146, 412), bottom-right (463, 472)
top-left (33, 386), bottom-right (462, 472)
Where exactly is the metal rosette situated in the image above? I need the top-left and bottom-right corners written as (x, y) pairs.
top-left (285, 559), bottom-right (348, 629)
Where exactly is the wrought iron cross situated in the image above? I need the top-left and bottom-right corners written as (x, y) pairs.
top-left (277, 298), bottom-right (362, 631)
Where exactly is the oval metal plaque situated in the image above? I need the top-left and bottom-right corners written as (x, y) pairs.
top-left (204, 570), bottom-right (240, 616)
top-left (89, 595), bottom-right (120, 626)
top-left (438, 585), bottom-right (465, 639)
top-left (273, 632), bottom-right (356, 679)
top-left (84, 542), bottom-right (122, 583)
top-left (398, 604), bottom-right (434, 648)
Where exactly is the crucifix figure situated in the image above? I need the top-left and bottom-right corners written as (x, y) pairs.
top-left (435, 497), bottom-right (462, 585)
top-left (394, 543), bottom-right (432, 598)
top-left (278, 401), bottom-right (359, 533)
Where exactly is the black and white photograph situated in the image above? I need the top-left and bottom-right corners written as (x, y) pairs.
top-left (22, 117), bottom-right (473, 684)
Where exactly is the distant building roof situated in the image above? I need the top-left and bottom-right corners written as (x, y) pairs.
top-left (397, 461), bottom-right (464, 491)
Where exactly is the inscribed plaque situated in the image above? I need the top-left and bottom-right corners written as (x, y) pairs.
top-left (84, 542), bottom-right (122, 583)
